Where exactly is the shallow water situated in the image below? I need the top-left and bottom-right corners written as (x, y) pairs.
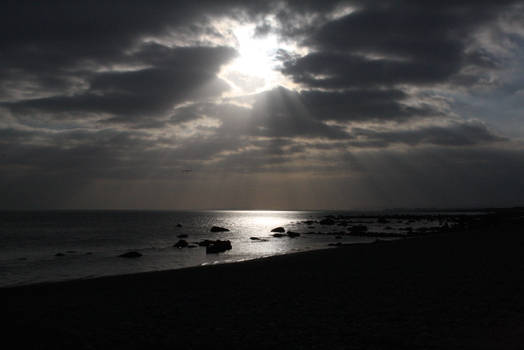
top-left (0, 210), bottom-right (451, 287)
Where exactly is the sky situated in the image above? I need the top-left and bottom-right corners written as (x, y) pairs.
top-left (1, 0), bottom-right (524, 210)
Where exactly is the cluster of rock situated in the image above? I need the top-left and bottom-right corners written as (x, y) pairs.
top-left (119, 251), bottom-right (142, 258)
top-left (173, 239), bottom-right (197, 248)
top-left (204, 240), bottom-right (232, 254)
top-left (293, 214), bottom-right (465, 238)
top-left (249, 237), bottom-right (269, 241)
top-left (116, 224), bottom-right (234, 258)
top-left (269, 227), bottom-right (300, 238)
top-left (110, 213), bottom-right (478, 260)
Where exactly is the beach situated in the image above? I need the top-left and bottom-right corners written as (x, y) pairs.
top-left (3, 210), bottom-right (524, 349)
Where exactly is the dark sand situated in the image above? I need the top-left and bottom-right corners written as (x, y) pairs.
top-left (3, 210), bottom-right (524, 349)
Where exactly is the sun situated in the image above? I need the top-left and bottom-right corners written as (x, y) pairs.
top-left (219, 24), bottom-right (293, 96)
top-left (232, 25), bottom-right (277, 77)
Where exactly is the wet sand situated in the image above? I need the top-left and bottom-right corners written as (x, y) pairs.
top-left (3, 210), bottom-right (524, 349)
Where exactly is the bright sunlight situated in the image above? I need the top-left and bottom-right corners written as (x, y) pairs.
top-left (220, 24), bottom-right (296, 96)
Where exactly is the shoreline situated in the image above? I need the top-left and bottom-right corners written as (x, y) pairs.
top-left (1, 237), bottom-right (385, 290)
top-left (4, 211), bottom-right (524, 349)
top-left (1, 209), bottom-right (471, 289)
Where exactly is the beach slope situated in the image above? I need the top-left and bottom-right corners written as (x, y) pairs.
top-left (3, 211), bottom-right (524, 349)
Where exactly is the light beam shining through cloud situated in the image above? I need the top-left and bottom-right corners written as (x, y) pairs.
top-left (0, 0), bottom-right (524, 210)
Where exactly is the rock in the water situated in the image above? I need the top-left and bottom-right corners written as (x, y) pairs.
top-left (119, 251), bottom-right (142, 258)
top-left (206, 240), bottom-right (232, 254)
top-left (173, 239), bottom-right (189, 248)
top-left (319, 218), bottom-right (336, 225)
top-left (176, 223), bottom-right (183, 228)
top-left (271, 227), bottom-right (285, 233)
top-left (55, 252), bottom-right (65, 257)
top-left (250, 237), bottom-right (261, 240)
top-left (349, 224), bottom-right (368, 233)
top-left (187, 245), bottom-right (197, 248)
top-left (210, 226), bottom-right (230, 232)
top-left (287, 231), bottom-right (300, 238)
top-left (177, 234), bottom-right (188, 238)
top-left (272, 233), bottom-right (285, 238)
top-left (198, 240), bottom-right (213, 247)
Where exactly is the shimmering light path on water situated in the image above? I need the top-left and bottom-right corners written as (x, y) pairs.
top-left (0, 210), bottom-right (454, 287)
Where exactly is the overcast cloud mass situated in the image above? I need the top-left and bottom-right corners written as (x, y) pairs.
top-left (1, 0), bottom-right (524, 209)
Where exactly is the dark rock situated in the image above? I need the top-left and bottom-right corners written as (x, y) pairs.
top-left (119, 251), bottom-right (142, 258)
top-left (271, 227), bottom-right (285, 233)
top-left (303, 220), bottom-right (315, 225)
top-left (173, 239), bottom-right (189, 248)
top-left (319, 218), bottom-right (336, 225)
top-left (177, 234), bottom-right (188, 238)
top-left (55, 252), bottom-right (65, 257)
top-left (272, 233), bottom-right (286, 238)
top-left (187, 245), bottom-right (197, 248)
top-left (206, 240), bottom-right (232, 254)
top-left (287, 231), bottom-right (300, 238)
top-left (210, 226), bottom-right (230, 232)
top-left (250, 237), bottom-right (261, 240)
top-left (198, 240), bottom-right (213, 247)
top-left (176, 223), bottom-right (183, 228)
top-left (349, 224), bottom-right (368, 233)
top-left (85, 252), bottom-right (93, 255)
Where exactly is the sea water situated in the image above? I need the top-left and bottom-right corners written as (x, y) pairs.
top-left (0, 210), bottom-right (445, 287)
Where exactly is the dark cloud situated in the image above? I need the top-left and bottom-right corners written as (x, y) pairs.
top-left (283, 52), bottom-right (460, 88)
top-left (281, 1), bottom-right (520, 89)
top-left (301, 89), bottom-right (435, 121)
top-left (1, 0), bottom-right (523, 209)
top-left (2, 45), bottom-right (236, 123)
top-left (348, 121), bottom-right (506, 147)
top-left (0, 0), bottom-right (273, 103)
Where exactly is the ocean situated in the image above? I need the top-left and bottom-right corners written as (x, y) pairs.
top-left (0, 210), bottom-right (451, 287)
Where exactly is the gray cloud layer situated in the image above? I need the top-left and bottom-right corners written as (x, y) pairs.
top-left (1, 0), bottom-right (523, 209)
